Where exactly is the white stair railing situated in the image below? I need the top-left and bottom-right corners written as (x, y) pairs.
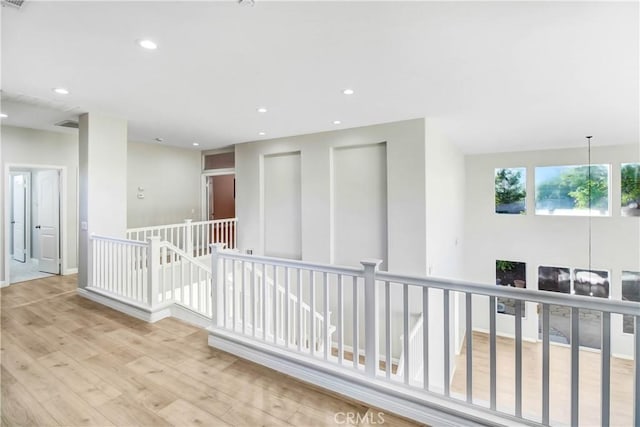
top-left (89, 234), bottom-right (212, 316)
top-left (209, 245), bottom-right (640, 427)
top-left (396, 313), bottom-right (423, 383)
top-left (224, 262), bottom-right (334, 352)
top-left (158, 241), bottom-right (212, 317)
top-left (126, 218), bottom-right (237, 257)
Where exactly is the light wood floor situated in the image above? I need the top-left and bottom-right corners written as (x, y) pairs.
top-left (1, 275), bottom-right (422, 427)
top-left (450, 331), bottom-right (635, 427)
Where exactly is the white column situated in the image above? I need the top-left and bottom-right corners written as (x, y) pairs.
top-left (78, 113), bottom-right (127, 288)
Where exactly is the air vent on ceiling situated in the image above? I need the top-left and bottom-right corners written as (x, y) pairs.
top-left (55, 120), bottom-right (79, 129)
top-left (1, 0), bottom-right (25, 9)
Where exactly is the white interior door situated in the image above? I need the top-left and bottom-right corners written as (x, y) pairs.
top-left (36, 170), bottom-right (60, 274)
top-left (11, 174), bottom-right (26, 263)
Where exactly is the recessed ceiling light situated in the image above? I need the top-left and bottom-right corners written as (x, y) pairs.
top-left (138, 39), bottom-right (158, 50)
top-left (154, 137), bottom-right (164, 143)
top-left (0, 113), bottom-right (7, 118)
top-left (192, 142), bottom-right (200, 147)
top-left (257, 107), bottom-right (268, 113)
top-left (258, 131), bottom-right (266, 136)
top-left (342, 89), bottom-right (354, 95)
top-left (333, 120), bottom-right (342, 125)
top-left (53, 87), bottom-right (69, 95)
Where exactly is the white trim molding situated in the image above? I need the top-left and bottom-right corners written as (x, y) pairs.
top-left (207, 327), bottom-right (536, 427)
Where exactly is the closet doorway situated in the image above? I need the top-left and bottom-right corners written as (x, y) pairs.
top-left (5, 166), bottom-right (63, 284)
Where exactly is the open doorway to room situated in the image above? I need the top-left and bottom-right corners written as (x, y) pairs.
top-left (5, 166), bottom-right (64, 285)
top-left (202, 151), bottom-right (236, 248)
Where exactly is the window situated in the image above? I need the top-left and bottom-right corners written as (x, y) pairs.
top-left (621, 163), bottom-right (640, 217)
top-left (535, 164), bottom-right (609, 216)
top-left (204, 152), bottom-right (234, 170)
top-left (495, 168), bottom-right (526, 214)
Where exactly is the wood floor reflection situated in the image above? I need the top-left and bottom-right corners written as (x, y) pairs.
top-left (451, 331), bottom-right (634, 426)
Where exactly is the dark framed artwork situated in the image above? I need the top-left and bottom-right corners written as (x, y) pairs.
top-left (622, 271), bottom-right (640, 334)
top-left (538, 266), bottom-right (571, 294)
top-left (496, 260), bottom-right (526, 317)
top-left (573, 269), bottom-right (609, 298)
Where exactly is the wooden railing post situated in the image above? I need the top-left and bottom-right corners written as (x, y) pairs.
top-left (184, 219), bottom-right (193, 255)
top-left (362, 259), bottom-right (382, 377)
top-left (147, 236), bottom-right (161, 308)
top-left (211, 243), bottom-right (227, 328)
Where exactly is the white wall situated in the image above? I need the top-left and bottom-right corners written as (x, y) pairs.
top-left (1, 126), bottom-right (79, 282)
top-left (263, 151), bottom-right (302, 259)
top-left (464, 144), bottom-right (640, 357)
top-left (236, 118), bottom-right (426, 270)
top-left (236, 118), bottom-right (467, 389)
top-left (333, 143), bottom-right (388, 268)
top-left (1, 125), bottom-right (204, 284)
top-left (127, 141), bottom-right (201, 228)
top-left (424, 119), bottom-right (467, 377)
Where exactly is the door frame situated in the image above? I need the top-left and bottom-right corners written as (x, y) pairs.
top-left (9, 171), bottom-right (31, 263)
top-left (201, 168), bottom-right (235, 221)
top-left (3, 163), bottom-right (67, 286)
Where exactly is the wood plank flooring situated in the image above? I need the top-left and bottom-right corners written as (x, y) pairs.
top-left (450, 331), bottom-right (635, 427)
top-left (1, 276), bottom-right (421, 427)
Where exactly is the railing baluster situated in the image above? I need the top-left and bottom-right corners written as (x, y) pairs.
top-left (385, 281), bottom-right (391, 380)
top-left (423, 286), bottom-right (429, 390)
top-left (262, 263), bottom-right (267, 341)
top-left (285, 267), bottom-right (290, 347)
top-left (515, 299), bottom-right (523, 418)
top-left (323, 272), bottom-right (329, 360)
top-left (252, 261), bottom-right (257, 338)
top-left (403, 283), bottom-right (409, 385)
top-left (601, 311), bottom-right (611, 427)
top-left (222, 257), bottom-right (227, 328)
top-left (444, 289), bottom-right (451, 396)
top-left (571, 306), bottom-right (580, 427)
top-left (242, 261), bottom-right (247, 335)
top-left (297, 268), bottom-right (303, 352)
top-left (338, 274), bottom-right (344, 365)
top-left (542, 303), bottom-right (550, 426)
top-left (488, 295), bottom-right (496, 408)
top-left (353, 276), bottom-right (359, 369)
top-left (232, 260), bottom-right (236, 331)
top-left (310, 270), bottom-right (316, 356)
top-left (634, 315), bottom-right (640, 427)
top-left (466, 292), bottom-right (473, 403)
top-left (274, 266), bottom-right (278, 345)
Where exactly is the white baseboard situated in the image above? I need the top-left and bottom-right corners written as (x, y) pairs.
top-left (77, 287), bottom-right (172, 323)
top-left (170, 304), bottom-right (211, 329)
top-left (208, 328), bottom-right (529, 427)
top-left (0, 281), bottom-right (7, 288)
top-left (63, 268), bottom-right (78, 275)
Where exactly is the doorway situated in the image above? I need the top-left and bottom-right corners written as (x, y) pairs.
top-left (205, 173), bottom-right (236, 248)
top-left (207, 174), bottom-right (235, 221)
top-left (5, 166), bottom-right (63, 285)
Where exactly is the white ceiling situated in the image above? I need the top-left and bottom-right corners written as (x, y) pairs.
top-left (1, 1), bottom-right (638, 153)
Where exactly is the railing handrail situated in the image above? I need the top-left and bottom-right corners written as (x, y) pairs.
top-left (217, 249), bottom-right (640, 317)
top-left (126, 218), bottom-right (236, 233)
top-left (90, 234), bottom-right (148, 247)
top-left (160, 241), bottom-right (211, 272)
top-left (377, 271), bottom-right (640, 316)
top-left (242, 262), bottom-right (327, 321)
top-left (219, 251), bottom-right (363, 276)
